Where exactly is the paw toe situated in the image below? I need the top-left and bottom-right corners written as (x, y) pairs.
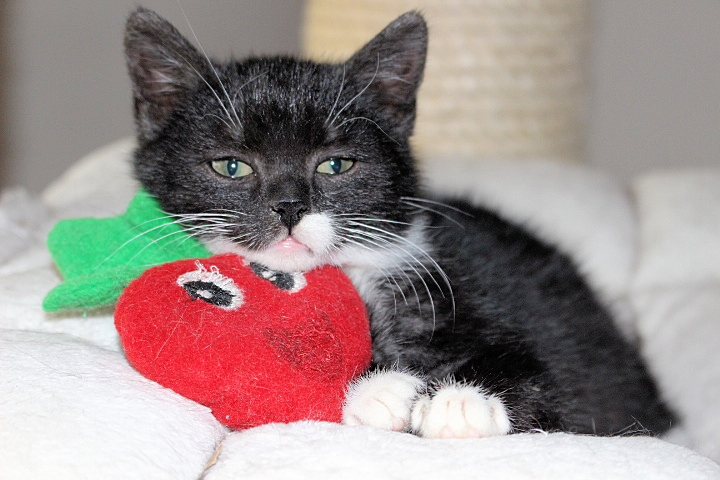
top-left (411, 384), bottom-right (511, 439)
top-left (343, 370), bottom-right (424, 432)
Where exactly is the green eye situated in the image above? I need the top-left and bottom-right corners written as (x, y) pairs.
top-left (316, 157), bottom-right (354, 175)
top-left (211, 158), bottom-right (253, 178)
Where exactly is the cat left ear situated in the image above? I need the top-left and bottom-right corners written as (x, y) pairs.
top-left (346, 11), bottom-right (428, 137)
top-left (124, 7), bottom-right (208, 143)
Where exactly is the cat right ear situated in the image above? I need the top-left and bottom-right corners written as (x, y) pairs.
top-left (124, 7), bottom-right (207, 142)
top-left (345, 11), bottom-right (428, 138)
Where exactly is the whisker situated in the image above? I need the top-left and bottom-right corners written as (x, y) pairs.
top-left (173, 214), bottom-right (236, 222)
top-left (335, 116), bottom-right (400, 145)
top-left (200, 113), bottom-right (234, 131)
top-left (203, 208), bottom-right (251, 217)
top-left (174, 215), bottom-right (237, 226)
top-left (227, 232), bottom-right (257, 243)
top-left (173, 51), bottom-right (237, 129)
top-left (346, 220), bottom-right (452, 298)
top-left (98, 224), bottom-right (194, 271)
top-left (334, 213), bottom-right (455, 232)
top-left (332, 214), bottom-right (414, 227)
top-left (336, 232), bottom-right (416, 310)
top-left (177, 2), bottom-right (242, 128)
top-left (95, 217), bottom-right (181, 269)
top-left (325, 64), bottom-right (346, 126)
top-left (97, 207), bottom-right (243, 270)
top-left (329, 53), bottom-right (380, 128)
top-left (401, 197), bottom-right (474, 217)
top-left (330, 241), bottom-right (404, 317)
top-left (178, 223), bottom-right (234, 236)
top-left (232, 71), bottom-right (269, 104)
top-left (340, 215), bottom-right (457, 331)
top-left (400, 198), bottom-right (470, 229)
top-left (337, 226), bottom-right (437, 324)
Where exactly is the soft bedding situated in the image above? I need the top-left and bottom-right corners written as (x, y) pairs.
top-left (2, 139), bottom-right (720, 479)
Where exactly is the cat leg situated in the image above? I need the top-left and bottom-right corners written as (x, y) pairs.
top-left (342, 369), bottom-right (425, 432)
top-left (410, 380), bottom-right (511, 439)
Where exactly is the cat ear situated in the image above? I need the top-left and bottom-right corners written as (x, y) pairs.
top-left (346, 11), bottom-right (428, 137)
top-left (124, 7), bottom-right (207, 142)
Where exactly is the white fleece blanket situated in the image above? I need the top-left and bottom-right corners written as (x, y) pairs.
top-left (2, 139), bottom-right (720, 479)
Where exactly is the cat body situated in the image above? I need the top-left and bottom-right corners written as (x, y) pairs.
top-left (125, 7), bottom-right (673, 438)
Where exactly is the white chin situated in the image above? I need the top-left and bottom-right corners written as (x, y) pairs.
top-left (202, 237), bottom-right (330, 272)
top-left (246, 249), bottom-right (329, 273)
top-left (201, 213), bottom-right (339, 272)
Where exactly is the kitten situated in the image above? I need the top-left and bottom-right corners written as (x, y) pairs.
top-left (124, 7), bottom-right (673, 438)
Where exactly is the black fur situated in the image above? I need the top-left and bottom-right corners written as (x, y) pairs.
top-left (374, 199), bottom-right (672, 433)
top-left (124, 7), bottom-right (673, 435)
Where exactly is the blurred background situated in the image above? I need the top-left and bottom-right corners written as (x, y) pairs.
top-left (0, 0), bottom-right (717, 194)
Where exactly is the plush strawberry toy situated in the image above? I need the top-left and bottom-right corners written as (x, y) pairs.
top-left (44, 191), bottom-right (371, 429)
top-left (115, 254), bottom-right (371, 429)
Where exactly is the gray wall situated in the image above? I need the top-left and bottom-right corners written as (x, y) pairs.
top-left (587, 0), bottom-right (719, 177)
top-left (1, 1), bottom-right (304, 194)
top-left (1, 1), bottom-right (717, 194)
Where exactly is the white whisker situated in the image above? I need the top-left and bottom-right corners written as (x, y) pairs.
top-left (328, 236), bottom-right (407, 312)
top-left (177, 2), bottom-right (242, 129)
top-left (98, 222), bottom-right (197, 271)
top-left (232, 71), bottom-right (268, 104)
top-left (336, 223), bottom-right (447, 330)
top-left (333, 215), bottom-right (415, 229)
top-left (401, 197), bottom-right (471, 229)
top-left (346, 220), bottom-right (453, 299)
top-left (335, 116), bottom-right (400, 145)
top-left (401, 197), bottom-right (473, 217)
top-left (329, 54), bottom-right (380, 128)
top-left (336, 232), bottom-right (416, 310)
top-left (95, 217), bottom-right (181, 269)
top-left (325, 64), bottom-right (346, 126)
top-left (170, 50), bottom-right (237, 129)
top-left (200, 113), bottom-right (234, 131)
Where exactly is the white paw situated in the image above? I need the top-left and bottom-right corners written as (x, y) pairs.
top-left (343, 370), bottom-right (425, 432)
top-left (410, 383), bottom-right (512, 439)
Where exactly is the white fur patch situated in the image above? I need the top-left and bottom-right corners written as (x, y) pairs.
top-left (338, 218), bottom-right (448, 313)
top-left (343, 370), bottom-right (424, 432)
top-left (204, 213), bottom-right (337, 272)
top-left (336, 217), bottom-right (434, 272)
top-left (410, 382), bottom-right (511, 439)
top-left (292, 213), bottom-right (335, 254)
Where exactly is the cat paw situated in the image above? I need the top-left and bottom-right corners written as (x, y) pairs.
top-left (342, 370), bottom-right (425, 432)
top-left (410, 382), bottom-right (512, 439)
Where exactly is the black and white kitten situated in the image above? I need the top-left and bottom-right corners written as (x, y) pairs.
top-left (124, 7), bottom-right (673, 438)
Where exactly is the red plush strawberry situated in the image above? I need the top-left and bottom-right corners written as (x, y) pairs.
top-left (115, 254), bottom-right (371, 429)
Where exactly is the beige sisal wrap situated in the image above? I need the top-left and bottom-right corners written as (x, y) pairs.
top-left (303, 0), bottom-right (588, 163)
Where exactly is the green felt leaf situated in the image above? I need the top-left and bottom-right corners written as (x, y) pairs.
top-left (43, 190), bottom-right (211, 312)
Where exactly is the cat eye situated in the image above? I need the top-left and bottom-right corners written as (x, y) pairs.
top-left (316, 157), bottom-right (354, 175)
top-left (211, 158), bottom-right (253, 179)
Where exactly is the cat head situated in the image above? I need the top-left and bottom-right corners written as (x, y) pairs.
top-left (125, 7), bottom-right (428, 272)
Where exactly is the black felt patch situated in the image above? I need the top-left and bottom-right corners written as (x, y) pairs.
top-left (182, 280), bottom-right (236, 307)
top-left (250, 263), bottom-right (296, 291)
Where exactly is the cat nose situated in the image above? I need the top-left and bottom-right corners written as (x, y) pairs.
top-left (271, 200), bottom-right (309, 232)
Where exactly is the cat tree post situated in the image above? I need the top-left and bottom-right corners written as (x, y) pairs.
top-left (303, 0), bottom-right (589, 164)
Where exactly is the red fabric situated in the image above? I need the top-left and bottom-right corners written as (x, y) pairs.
top-left (115, 254), bottom-right (371, 429)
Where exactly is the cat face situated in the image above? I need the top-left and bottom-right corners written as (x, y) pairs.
top-left (125, 7), bottom-right (427, 272)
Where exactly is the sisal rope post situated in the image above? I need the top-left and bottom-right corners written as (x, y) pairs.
top-left (303, 0), bottom-right (589, 164)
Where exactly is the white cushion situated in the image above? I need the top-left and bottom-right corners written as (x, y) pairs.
top-left (0, 329), bottom-right (225, 480)
top-left (631, 169), bottom-right (720, 461)
top-left (205, 421), bottom-right (720, 480)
